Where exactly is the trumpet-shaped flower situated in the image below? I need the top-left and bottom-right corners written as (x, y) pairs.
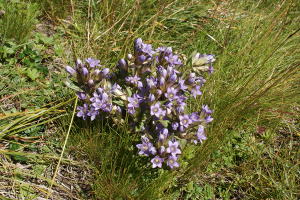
top-left (151, 156), bottom-right (164, 168)
top-left (166, 140), bottom-right (181, 156)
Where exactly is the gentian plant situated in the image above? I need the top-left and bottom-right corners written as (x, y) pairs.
top-left (65, 38), bottom-right (215, 169)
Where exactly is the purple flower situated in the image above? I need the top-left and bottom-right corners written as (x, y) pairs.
top-left (77, 104), bottom-right (89, 120)
top-left (88, 107), bottom-right (99, 121)
top-left (202, 105), bottom-right (212, 115)
top-left (126, 75), bottom-right (143, 88)
top-left (165, 54), bottom-right (182, 66)
top-left (190, 112), bottom-right (200, 122)
top-left (165, 102), bottom-right (173, 115)
top-left (140, 43), bottom-right (154, 56)
top-left (118, 59), bottom-right (128, 71)
top-left (178, 78), bottom-right (188, 91)
top-left (158, 66), bottom-right (167, 78)
top-left (136, 140), bottom-right (157, 156)
top-left (65, 66), bottom-right (76, 76)
top-left (159, 77), bottom-right (165, 87)
top-left (150, 102), bottom-right (166, 118)
top-left (165, 87), bottom-right (178, 101)
top-left (166, 140), bottom-right (181, 156)
top-left (128, 94), bottom-right (141, 108)
top-left (127, 107), bottom-right (136, 115)
top-left (159, 146), bottom-right (166, 154)
top-left (134, 38), bottom-right (154, 56)
top-left (86, 58), bottom-right (100, 68)
top-left (102, 103), bottom-right (113, 112)
top-left (90, 90), bottom-right (112, 112)
top-left (156, 46), bottom-right (172, 56)
top-left (167, 66), bottom-right (179, 75)
top-left (188, 73), bottom-right (196, 84)
top-left (138, 55), bottom-right (147, 63)
top-left (191, 85), bottom-right (202, 98)
top-left (148, 93), bottom-right (155, 102)
top-left (172, 122), bottom-right (179, 130)
top-left (101, 68), bottom-right (110, 78)
top-left (146, 77), bottom-right (157, 88)
top-left (141, 135), bottom-right (150, 143)
top-left (90, 91), bottom-right (101, 103)
top-left (176, 99), bottom-right (186, 113)
top-left (179, 114), bottom-right (192, 128)
top-left (195, 125), bottom-right (207, 143)
top-left (76, 92), bottom-right (86, 100)
top-left (134, 38), bottom-right (143, 50)
top-left (81, 67), bottom-right (89, 77)
top-left (151, 156), bottom-right (164, 168)
top-left (205, 116), bottom-right (213, 123)
top-left (159, 128), bottom-right (168, 141)
top-left (167, 155), bottom-right (179, 169)
top-left (92, 99), bottom-right (111, 112)
top-left (111, 83), bottom-right (123, 96)
top-left (169, 73), bottom-right (177, 82)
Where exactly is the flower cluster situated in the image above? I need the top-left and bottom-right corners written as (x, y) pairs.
top-left (65, 38), bottom-right (215, 169)
top-left (65, 58), bottom-right (123, 120)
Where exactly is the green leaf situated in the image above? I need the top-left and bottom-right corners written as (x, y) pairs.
top-left (64, 80), bottom-right (83, 92)
top-left (9, 143), bottom-right (21, 151)
top-left (159, 120), bottom-right (169, 127)
top-left (25, 68), bottom-right (40, 80)
top-left (126, 87), bottom-right (132, 97)
top-left (11, 154), bottom-right (29, 162)
top-left (113, 100), bottom-right (124, 106)
top-left (32, 164), bottom-right (47, 176)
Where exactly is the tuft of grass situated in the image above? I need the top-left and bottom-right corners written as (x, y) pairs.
top-left (0, 1), bottom-right (39, 43)
top-left (28, 0), bottom-right (72, 20)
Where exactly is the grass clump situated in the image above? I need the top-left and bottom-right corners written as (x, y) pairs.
top-left (0, 0), bottom-right (39, 43)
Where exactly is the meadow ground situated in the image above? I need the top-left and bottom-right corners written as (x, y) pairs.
top-left (0, 0), bottom-right (299, 199)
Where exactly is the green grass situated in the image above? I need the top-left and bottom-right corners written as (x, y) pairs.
top-left (0, 0), bottom-right (299, 199)
top-left (0, 0), bottom-right (39, 43)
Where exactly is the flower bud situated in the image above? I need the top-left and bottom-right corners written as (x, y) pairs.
top-left (148, 94), bottom-right (155, 102)
top-left (157, 89), bottom-right (162, 96)
top-left (134, 38), bottom-right (143, 51)
top-left (169, 73), bottom-right (177, 82)
top-left (111, 83), bottom-right (124, 97)
top-left (82, 67), bottom-right (89, 77)
top-left (159, 134), bottom-right (166, 141)
top-left (88, 79), bottom-right (94, 87)
top-left (179, 126), bottom-right (185, 132)
top-left (188, 73), bottom-right (196, 84)
top-left (118, 59), bottom-right (128, 71)
top-left (65, 66), bottom-right (76, 76)
top-left (101, 68), bottom-right (110, 77)
top-left (159, 77), bottom-right (165, 86)
top-left (172, 122), bottom-right (179, 130)
top-left (138, 55), bottom-right (146, 63)
top-left (127, 54), bottom-right (133, 60)
top-left (93, 69), bottom-right (101, 80)
top-left (159, 146), bottom-right (165, 154)
top-left (76, 59), bottom-right (82, 67)
top-left (161, 68), bottom-right (167, 78)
